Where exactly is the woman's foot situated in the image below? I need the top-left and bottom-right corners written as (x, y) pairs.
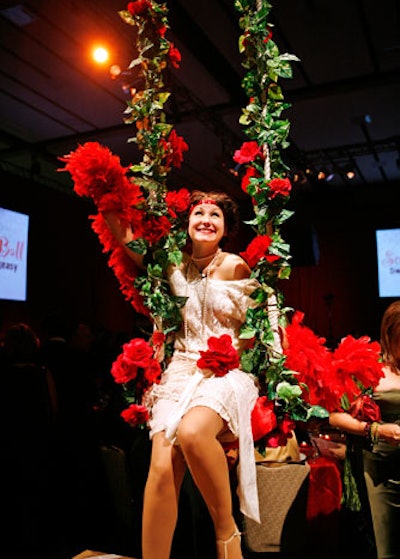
top-left (216, 526), bottom-right (242, 559)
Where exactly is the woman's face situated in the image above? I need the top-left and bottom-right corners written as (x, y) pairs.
top-left (188, 202), bottom-right (226, 246)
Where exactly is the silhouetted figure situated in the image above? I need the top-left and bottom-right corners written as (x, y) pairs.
top-left (38, 313), bottom-right (112, 556)
top-left (1, 322), bottom-right (58, 558)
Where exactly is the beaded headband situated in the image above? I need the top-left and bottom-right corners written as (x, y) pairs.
top-left (189, 199), bottom-right (219, 214)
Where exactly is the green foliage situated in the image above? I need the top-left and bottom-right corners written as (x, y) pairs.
top-left (233, 1), bottom-right (328, 428)
top-left (118, 0), bottom-right (329, 434)
top-left (118, 2), bottom-right (188, 343)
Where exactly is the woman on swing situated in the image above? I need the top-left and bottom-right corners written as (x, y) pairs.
top-left (104, 189), bottom-right (260, 559)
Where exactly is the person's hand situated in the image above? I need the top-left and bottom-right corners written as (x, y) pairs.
top-left (378, 422), bottom-right (400, 446)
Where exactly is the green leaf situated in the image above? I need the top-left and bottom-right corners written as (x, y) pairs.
top-left (276, 381), bottom-right (302, 400)
top-left (125, 238), bottom-right (148, 254)
top-left (307, 405), bottom-right (330, 420)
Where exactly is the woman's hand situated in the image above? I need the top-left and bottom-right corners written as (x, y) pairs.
top-left (377, 422), bottom-right (400, 446)
top-left (102, 210), bottom-right (144, 268)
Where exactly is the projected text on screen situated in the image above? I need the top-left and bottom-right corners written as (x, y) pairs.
top-left (376, 228), bottom-right (400, 298)
top-left (0, 207), bottom-right (29, 301)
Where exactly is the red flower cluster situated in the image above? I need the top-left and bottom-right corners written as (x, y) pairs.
top-left (142, 215), bottom-right (172, 245)
top-left (111, 337), bottom-right (162, 426)
top-left (268, 177), bottom-right (292, 199)
top-left (348, 392), bottom-right (382, 423)
top-left (121, 403), bottom-right (149, 427)
top-left (166, 188), bottom-right (191, 218)
top-left (197, 334), bottom-right (240, 377)
top-left (240, 234), bottom-right (280, 268)
top-left (251, 396), bottom-right (294, 447)
top-left (284, 311), bottom-right (384, 412)
top-left (111, 338), bottom-right (156, 384)
top-left (127, 0), bottom-right (151, 17)
top-left (168, 43), bottom-right (182, 69)
top-left (59, 141), bottom-right (143, 213)
top-left (161, 129), bottom-right (189, 169)
top-left (233, 141), bottom-right (262, 164)
top-left (241, 166), bottom-right (259, 194)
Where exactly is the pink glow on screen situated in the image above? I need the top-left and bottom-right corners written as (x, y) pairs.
top-left (0, 207), bottom-right (29, 301)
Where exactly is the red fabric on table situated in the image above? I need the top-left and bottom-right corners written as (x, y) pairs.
top-left (306, 456), bottom-right (342, 520)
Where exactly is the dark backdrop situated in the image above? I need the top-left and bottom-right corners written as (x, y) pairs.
top-left (1, 169), bottom-right (399, 344)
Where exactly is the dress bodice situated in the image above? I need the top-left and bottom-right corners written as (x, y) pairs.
top-left (370, 390), bottom-right (400, 457)
top-left (168, 263), bottom-right (260, 355)
top-left (372, 390), bottom-right (400, 424)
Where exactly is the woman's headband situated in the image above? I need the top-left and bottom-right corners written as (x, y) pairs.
top-left (189, 199), bottom-right (219, 214)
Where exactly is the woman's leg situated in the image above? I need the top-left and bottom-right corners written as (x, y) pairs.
top-left (177, 406), bottom-right (242, 559)
top-left (142, 431), bottom-right (187, 559)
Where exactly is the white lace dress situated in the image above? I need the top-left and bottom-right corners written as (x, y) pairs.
top-left (147, 262), bottom-right (261, 522)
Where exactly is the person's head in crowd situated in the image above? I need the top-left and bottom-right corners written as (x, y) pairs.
top-left (3, 322), bottom-right (40, 363)
top-left (380, 300), bottom-right (400, 372)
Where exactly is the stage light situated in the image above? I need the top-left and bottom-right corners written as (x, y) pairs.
top-left (92, 46), bottom-right (109, 64)
top-left (110, 64), bottom-right (122, 78)
top-left (317, 167), bottom-right (335, 182)
top-left (229, 163), bottom-right (242, 177)
top-left (337, 164), bottom-right (356, 181)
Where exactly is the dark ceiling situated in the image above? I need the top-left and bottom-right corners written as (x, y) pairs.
top-left (1, 0), bottom-right (400, 202)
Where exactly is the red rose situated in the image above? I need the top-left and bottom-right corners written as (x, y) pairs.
top-left (168, 43), bottom-right (182, 69)
top-left (264, 418), bottom-right (294, 447)
top-left (127, 1), bottom-right (151, 17)
top-left (251, 396), bottom-right (277, 441)
top-left (197, 334), bottom-right (240, 377)
top-left (156, 24), bottom-right (167, 37)
top-left (241, 166), bottom-right (259, 194)
top-left (233, 141), bottom-right (262, 164)
top-left (143, 215), bottom-right (172, 244)
top-left (124, 338), bottom-right (154, 366)
top-left (143, 359), bottom-right (162, 384)
top-left (151, 330), bottom-right (166, 348)
top-left (111, 338), bottom-right (154, 384)
top-left (268, 177), bottom-right (292, 199)
top-left (166, 188), bottom-right (191, 217)
top-left (240, 234), bottom-right (280, 268)
top-left (121, 403), bottom-right (149, 427)
top-left (349, 393), bottom-right (382, 423)
top-left (165, 129), bottom-right (189, 168)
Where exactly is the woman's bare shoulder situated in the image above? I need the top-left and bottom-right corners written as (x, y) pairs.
top-left (376, 365), bottom-right (400, 391)
top-left (217, 252), bottom-right (251, 280)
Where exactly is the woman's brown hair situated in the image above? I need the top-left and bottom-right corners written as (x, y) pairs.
top-left (189, 190), bottom-right (240, 237)
top-left (380, 300), bottom-right (400, 372)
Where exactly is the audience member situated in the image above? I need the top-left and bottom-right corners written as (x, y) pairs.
top-left (1, 322), bottom-right (57, 557)
top-left (330, 300), bottom-right (400, 559)
top-left (38, 312), bottom-right (113, 555)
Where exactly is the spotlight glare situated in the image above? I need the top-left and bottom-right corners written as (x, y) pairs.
top-left (93, 46), bottom-right (109, 64)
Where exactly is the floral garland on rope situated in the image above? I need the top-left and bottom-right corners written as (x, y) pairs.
top-left (232, 0), bottom-right (329, 449)
top-left (60, 0), bottom-right (191, 423)
top-left (60, 0), bottom-right (384, 448)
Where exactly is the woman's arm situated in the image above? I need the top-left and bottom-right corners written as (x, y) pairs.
top-left (330, 411), bottom-right (400, 445)
top-left (102, 210), bottom-right (145, 269)
top-left (329, 412), bottom-right (370, 437)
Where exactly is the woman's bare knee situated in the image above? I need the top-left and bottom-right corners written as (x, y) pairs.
top-left (177, 406), bottom-right (224, 452)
